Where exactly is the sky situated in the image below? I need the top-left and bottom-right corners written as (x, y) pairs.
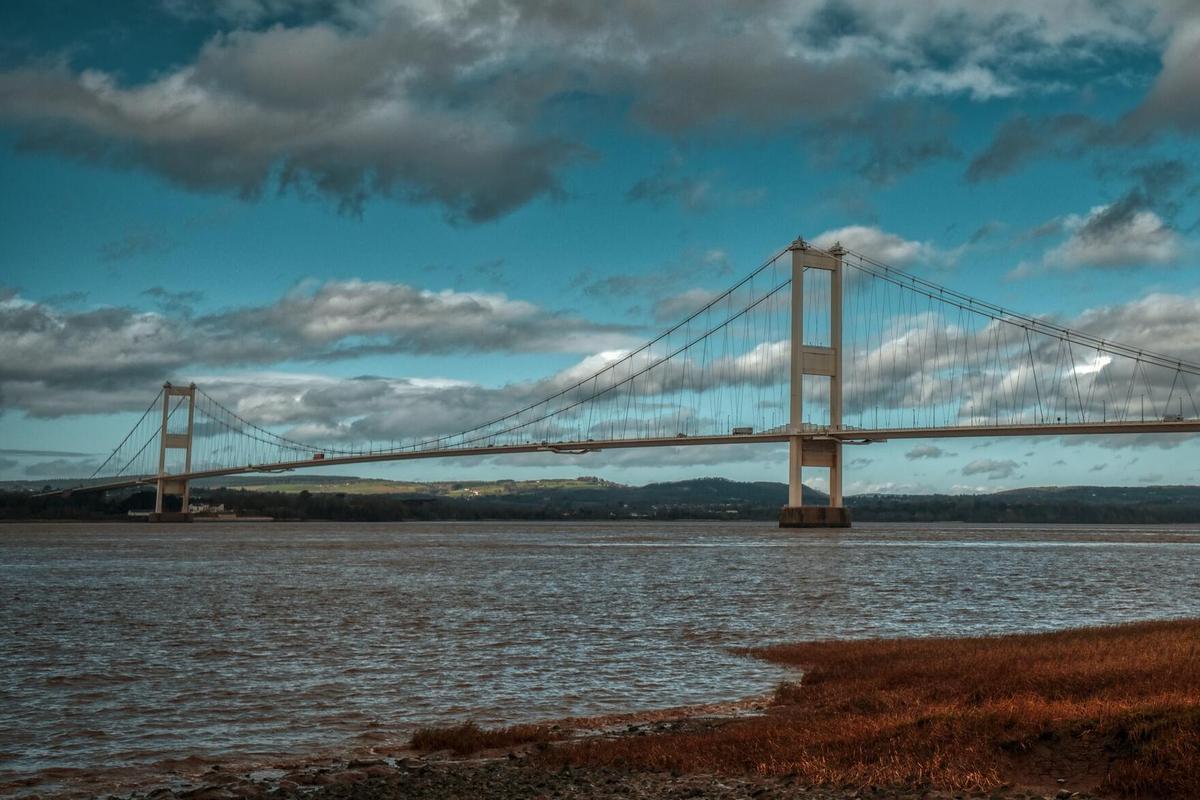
top-left (2, 0), bottom-right (1200, 493)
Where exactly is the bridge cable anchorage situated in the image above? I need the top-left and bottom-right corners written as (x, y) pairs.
top-left (53, 239), bottom-right (1200, 495)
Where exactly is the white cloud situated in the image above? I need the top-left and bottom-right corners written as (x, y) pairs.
top-left (1044, 205), bottom-right (1183, 269)
top-left (0, 282), bottom-right (638, 416)
top-left (905, 444), bottom-right (954, 460)
top-left (811, 225), bottom-right (951, 267)
top-left (961, 458), bottom-right (1020, 479)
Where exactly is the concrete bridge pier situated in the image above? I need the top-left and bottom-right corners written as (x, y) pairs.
top-left (780, 238), bottom-right (851, 529)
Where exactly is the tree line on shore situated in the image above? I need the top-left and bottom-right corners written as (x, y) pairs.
top-left (3, 478), bottom-right (1200, 523)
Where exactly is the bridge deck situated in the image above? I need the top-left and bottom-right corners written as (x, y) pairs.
top-left (48, 419), bottom-right (1200, 497)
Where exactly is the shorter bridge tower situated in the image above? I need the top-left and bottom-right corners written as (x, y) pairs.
top-left (780, 238), bottom-right (850, 528)
top-left (152, 382), bottom-right (196, 522)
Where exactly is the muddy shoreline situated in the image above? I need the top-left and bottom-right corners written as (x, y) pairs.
top-left (14, 697), bottom-right (1095, 800)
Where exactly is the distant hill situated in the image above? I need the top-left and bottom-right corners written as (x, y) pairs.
top-left (4, 475), bottom-right (1200, 523)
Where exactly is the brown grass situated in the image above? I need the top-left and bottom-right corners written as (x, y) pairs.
top-left (544, 619), bottom-right (1200, 797)
top-left (410, 721), bottom-right (564, 755)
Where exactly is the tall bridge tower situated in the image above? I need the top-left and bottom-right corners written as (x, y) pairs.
top-left (780, 238), bottom-right (850, 528)
top-left (152, 382), bottom-right (196, 522)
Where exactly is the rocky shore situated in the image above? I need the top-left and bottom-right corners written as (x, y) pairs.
top-left (117, 751), bottom-right (1099, 800)
top-left (105, 703), bottom-right (1101, 800)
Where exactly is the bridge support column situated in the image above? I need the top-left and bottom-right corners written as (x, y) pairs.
top-left (152, 382), bottom-right (196, 523)
top-left (780, 238), bottom-right (850, 529)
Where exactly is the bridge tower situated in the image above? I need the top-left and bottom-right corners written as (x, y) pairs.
top-left (780, 238), bottom-right (850, 528)
top-left (152, 382), bottom-right (196, 522)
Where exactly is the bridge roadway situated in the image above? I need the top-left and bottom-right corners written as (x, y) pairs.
top-left (51, 418), bottom-right (1200, 497)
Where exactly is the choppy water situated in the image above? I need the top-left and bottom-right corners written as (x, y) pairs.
top-left (3, 521), bottom-right (1200, 796)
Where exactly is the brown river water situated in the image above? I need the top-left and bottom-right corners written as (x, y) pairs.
top-left (2, 521), bottom-right (1200, 797)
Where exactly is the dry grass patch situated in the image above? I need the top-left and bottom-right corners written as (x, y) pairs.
top-left (410, 721), bottom-right (564, 755)
top-left (545, 619), bottom-right (1200, 797)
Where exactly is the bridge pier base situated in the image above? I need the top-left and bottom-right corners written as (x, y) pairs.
top-left (779, 506), bottom-right (851, 528)
top-left (147, 512), bottom-right (194, 523)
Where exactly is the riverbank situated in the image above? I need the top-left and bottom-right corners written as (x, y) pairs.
top-left (96, 619), bottom-right (1198, 800)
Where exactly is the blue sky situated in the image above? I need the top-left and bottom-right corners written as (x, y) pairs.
top-left (2, 0), bottom-right (1199, 492)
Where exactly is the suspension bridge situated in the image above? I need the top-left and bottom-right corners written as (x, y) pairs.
top-left (46, 237), bottom-right (1200, 526)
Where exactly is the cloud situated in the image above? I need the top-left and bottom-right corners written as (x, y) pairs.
top-left (905, 444), bottom-right (954, 460)
top-left (1043, 201), bottom-right (1183, 270)
top-left (0, 457), bottom-right (17, 473)
top-left (573, 250), bottom-right (732, 307)
top-left (1009, 177), bottom-right (1188, 278)
top-left (968, 221), bottom-right (1006, 244)
top-left (0, 48), bottom-right (578, 221)
top-left (625, 157), bottom-right (766, 214)
top-left (811, 225), bottom-right (948, 267)
top-left (966, 114), bottom-right (1105, 182)
top-left (811, 101), bottom-right (960, 185)
top-left (839, 289), bottom-right (1200, 431)
top-left (626, 170), bottom-right (713, 213)
top-left (142, 287), bottom-right (204, 315)
top-left (0, 6), bottom-right (874, 220)
top-left (0, 282), bottom-right (638, 416)
top-left (0, 2), bottom-right (1181, 218)
top-left (1122, 19), bottom-right (1200, 137)
top-left (23, 458), bottom-right (101, 478)
top-left (1061, 433), bottom-right (1200, 451)
top-left (484, 442), bottom-right (787, 470)
top-left (145, 285), bottom-right (1200, 446)
top-left (961, 458), bottom-right (1020, 479)
top-left (948, 484), bottom-right (997, 494)
top-left (651, 289), bottom-right (724, 324)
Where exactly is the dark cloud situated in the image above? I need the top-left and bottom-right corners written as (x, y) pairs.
top-left (626, 170), bottom-right (713, 213)
top-left (142, 287), bottom-right (203, 315)
top-left (823, 102), bottom-right (961, 185)
top-left (966, 113), bottom-right (1104, 182)
top-left (967, 221), bottom-right (1005, 244)
top-left (1121, 21), bottom-right (1200, 137)
top-left (626, 38), bottom-right (883, 134)
top-left (1131, 158), bottom-right (1191, 199)
top-left (801, 0), bottom-right (866, 47)
top-left (0, 447), bottom-right (97, 457)
top-left (0, 457), bottom-right (17, 472)
top-left (0, 57), bottom-right (579, 222)
top-left (0, 2), bottom-right (1176, 218)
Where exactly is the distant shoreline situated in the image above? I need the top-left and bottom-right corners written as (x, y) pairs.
top-left (6, 477), bottom-right (1200, 524)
